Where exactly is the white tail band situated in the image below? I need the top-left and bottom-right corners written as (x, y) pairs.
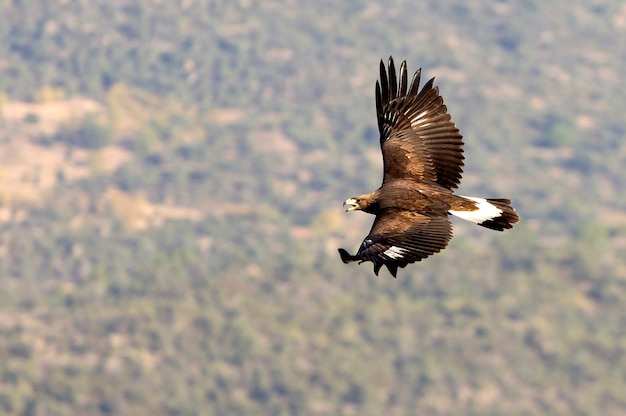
top-left (449, 196), bottom-right (503, 224)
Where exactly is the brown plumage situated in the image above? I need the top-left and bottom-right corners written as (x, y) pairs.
top-left (338, 57), bottom-right (520, 277)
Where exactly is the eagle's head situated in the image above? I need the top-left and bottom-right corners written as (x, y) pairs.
top-left (343, 197), bottom-right (362, 212)
top-left (344, 192), bottom-right (379, 213)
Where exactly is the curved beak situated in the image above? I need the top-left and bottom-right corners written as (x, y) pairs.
top-left (343, 198), bottom-right (358, 212)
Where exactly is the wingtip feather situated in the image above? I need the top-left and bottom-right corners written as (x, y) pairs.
top-left (388, 57), bottom-right (397, 100)
top-left (379, 60), bottom-right (388, 102)
top-left (386, 263), bottom-right (398, 278)
top-left (338, 248), bottom-right (357, 264)
top-left (399, 61), bottom-right (408, 96)
top-left (408, 68), bottom-right (422, 95)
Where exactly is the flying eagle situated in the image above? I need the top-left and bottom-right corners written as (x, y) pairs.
top-left (338, 57), bottom-right (520, 277)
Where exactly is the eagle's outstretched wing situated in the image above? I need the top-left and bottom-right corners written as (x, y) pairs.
top-left (376, 57), bottom-right (465, 189)
top-left (338, 209), bottom-right (452, 277)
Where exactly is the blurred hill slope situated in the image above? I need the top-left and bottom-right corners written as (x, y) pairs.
top-left (0, 0), bottom-right (625, 415)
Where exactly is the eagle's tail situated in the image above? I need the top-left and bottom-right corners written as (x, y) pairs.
top-left (449, 197), bottom-right (520, 231)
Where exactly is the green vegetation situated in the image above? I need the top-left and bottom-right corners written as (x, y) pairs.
top-left (42, 115), bottom-right (112, 149)
top-left (0, 0), bottom-right (625, 414)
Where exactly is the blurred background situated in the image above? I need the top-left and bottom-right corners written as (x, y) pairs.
top-left (1, 0), bottom-right (625, 414)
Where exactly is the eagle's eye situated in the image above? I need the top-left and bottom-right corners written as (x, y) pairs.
top-left (356, 198), bottom-right (361, 203)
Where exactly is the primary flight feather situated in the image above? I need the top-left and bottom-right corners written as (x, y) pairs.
top-left (338, 57), bottom-right (520, 277)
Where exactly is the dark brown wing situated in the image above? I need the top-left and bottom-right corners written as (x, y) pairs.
top-left (350, 209), bottom-right (452, 277)
top-left (376, 57), bottom-right (464, 189)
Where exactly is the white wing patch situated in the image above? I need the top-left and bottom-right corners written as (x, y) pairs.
top-left (449, 196), bottom-right (503, 224)
top-left (383, 245), bottom-right (408, 260)
top-left (410, 111), bottom-right (428, 127)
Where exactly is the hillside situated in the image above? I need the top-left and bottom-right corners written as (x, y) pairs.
top-left (1, 0), bottom-right (626, 415)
